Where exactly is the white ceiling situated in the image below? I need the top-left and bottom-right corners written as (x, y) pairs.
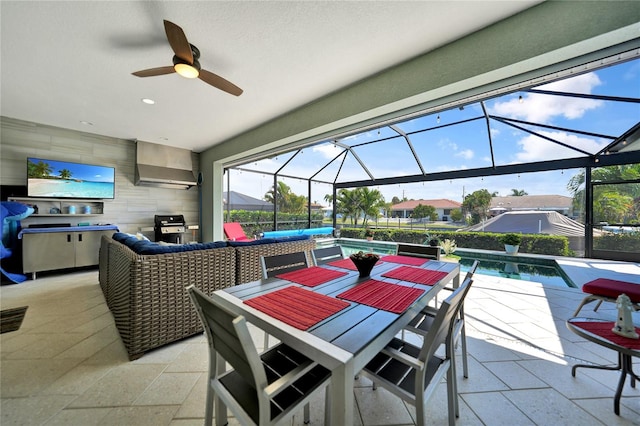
top-left (1, 1), bottom-right (540, 153)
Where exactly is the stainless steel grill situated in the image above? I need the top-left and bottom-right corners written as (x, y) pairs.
top-left (154, 215), bottom-right (186, 243)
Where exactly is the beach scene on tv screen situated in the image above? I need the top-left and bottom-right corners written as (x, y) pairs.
top-left (27, 158), bottom-right (115, 198)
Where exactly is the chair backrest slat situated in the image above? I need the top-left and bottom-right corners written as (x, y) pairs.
top-left (397, 243), bottom-right (440, 260)
top-left (312, 246), bottom-right (344, 265)
top-left (418, 275), bottom-right (473, 362)
top-left (188, 287), bottom-right (264, 387)
top-left (464, 260), bottom-right (480, 281)
top-left (261, 252), bottom-right (309, 278)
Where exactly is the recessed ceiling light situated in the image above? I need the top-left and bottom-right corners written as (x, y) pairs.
top-left (80, 120), bottom-right (93, 126)
top-left (141, 98), bottom-right (155, 105)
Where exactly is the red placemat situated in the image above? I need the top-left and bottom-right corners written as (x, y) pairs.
top-left (245, 286), bottom-right (349, 330)
top-left (336, 279), bottom-right (424, 314)
top-left (382, 266), bottom-right (447, 286)
top-left (572, 321), bottom-right (640, 350)
top-left (328, 257), bottom-right (384, 271)
top-left (380, 255), bottom-right (429, 266)
top-left (276, 266), bottom-right (348, 287)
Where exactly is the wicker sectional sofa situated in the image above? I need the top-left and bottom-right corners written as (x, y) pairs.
top-left (99, 233), bottom-right (315, 360)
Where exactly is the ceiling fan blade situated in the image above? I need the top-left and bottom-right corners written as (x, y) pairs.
top-left (163, 19), bottom-right (193, 64)
top-left (199, 69), bottom-right (243, 96)
top-left (132, 66), bottom-right (176, 77)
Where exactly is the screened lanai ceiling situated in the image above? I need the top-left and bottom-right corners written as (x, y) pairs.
top-left (232, 53), bottom-right (640, 190)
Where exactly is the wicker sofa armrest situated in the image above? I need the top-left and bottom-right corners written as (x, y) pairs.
top-left (104, 238), bottom-right (236, 360)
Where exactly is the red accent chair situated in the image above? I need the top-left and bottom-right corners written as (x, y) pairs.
top-left (223, 222), bottom-right (254, 242)
top-left (573, 278), bottom-right (640, 316)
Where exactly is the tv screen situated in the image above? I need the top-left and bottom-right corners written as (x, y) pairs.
top-left (27, 157), bottom-right (115, 199)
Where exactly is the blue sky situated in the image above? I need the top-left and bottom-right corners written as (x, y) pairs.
top-left (228, 58), bottom-right (639, 205)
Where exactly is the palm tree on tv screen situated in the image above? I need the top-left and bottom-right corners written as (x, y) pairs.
top-left (27, 160), bottom-right (53, 178)
top-left (59, 169), bottom-right (72, 180)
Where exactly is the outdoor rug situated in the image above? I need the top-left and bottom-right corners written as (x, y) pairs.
top-left (0, 306), bottom-right (28, 334)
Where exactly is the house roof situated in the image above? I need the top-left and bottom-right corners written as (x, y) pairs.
top-left (223, 191), bottom-right (272, 210)
top-left (490, 195), bottom-right (572, 211)
top-left (464, 210), bottom-right (599, 236)
top-left (391, 199), bottom-right (462, 210)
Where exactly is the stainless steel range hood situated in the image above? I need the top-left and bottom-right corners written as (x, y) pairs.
top-left (135, 141), bottom-right (197, 189)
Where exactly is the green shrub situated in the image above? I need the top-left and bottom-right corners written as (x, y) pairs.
top-left (339, 228), bottom-right (570, 256)
top-left (498, 233), bottom-right (522, 246)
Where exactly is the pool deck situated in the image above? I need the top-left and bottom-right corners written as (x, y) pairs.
top-left (1, 257), bottom-right (639, 425)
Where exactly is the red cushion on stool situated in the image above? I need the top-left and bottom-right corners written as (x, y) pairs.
top-left (582, 278), bottom-right (640, 303)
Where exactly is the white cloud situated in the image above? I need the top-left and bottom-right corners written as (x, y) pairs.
top-left (491, 72), bottom-right (603, 123)
top-left (312, 143), bottom-right (343, 159)
top-left (455, 149), bottom-right (474, 160)
top-left (514, 131), bottom-right (608, 162)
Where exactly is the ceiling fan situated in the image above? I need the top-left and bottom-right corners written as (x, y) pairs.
top-left (132, 20), bottom-right (243, 96)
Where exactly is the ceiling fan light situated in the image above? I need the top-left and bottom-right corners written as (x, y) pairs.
top-left (174, 63), bottom-right (199, 79)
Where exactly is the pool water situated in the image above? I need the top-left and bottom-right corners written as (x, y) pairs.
top-left (335, 239), bottom-right (574, 288)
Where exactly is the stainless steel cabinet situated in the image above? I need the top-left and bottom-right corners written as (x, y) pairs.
top-left (22, 229), bottom-right (113, 278)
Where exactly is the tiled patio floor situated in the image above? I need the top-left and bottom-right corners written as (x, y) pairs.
top-left (1, 258), bottom-right (639, 425)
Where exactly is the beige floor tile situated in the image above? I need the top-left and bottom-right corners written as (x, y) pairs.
top-left (134, 372), bottom-right (200, 406)
top-left (518, 359), bottom-right (620, 399)
top-left (3, 332), bottom-right (92, 360)
top-left (1, 395), bottom-right (76, 426)
top-left (80, 339), bottom-right (129, 365)
top-left (503, 388), bottom-right (602, 425)
top-left (173, 373), bottom-right (207, 419)
top-left (43, 407), bottom-right (111, 425)
top-left (0, 331), bottom-right (43, 355)
top-left (169, 420), bottom-right (204, 426)
top-left (165, 342), bottom-right (209, 373)
top-left (131, 340), bottom-right (187, 365)
top-left (68, 364), bottom-right (166, 407)
top-left (98, 406), bottom-right (179, 426)
top-left (461, 391), bottom-right (535, 425)
top-left (53, 326), bottom-right (119, 360)
top-left (573, 397), bottom-right (640, 425)
top-left (1, 358), bottom-right (83, 397)
top-left (39, 363), bottom-right (114, 396)
top-left (354, 386), bottom-right (414, 425)
top-left (483, 360), bottom-right (548, 389)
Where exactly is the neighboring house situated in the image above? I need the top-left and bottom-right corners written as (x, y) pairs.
top-left (223, 191), bottom-right (273, 211)
top-left (390, 199), bottom-right (462, 221)
top-left (310, 202), bottom-right (325, 213)
top-left (490, 195), bottom-right (573, 217)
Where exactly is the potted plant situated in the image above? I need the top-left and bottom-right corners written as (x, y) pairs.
top-left (364, 228), bottom-right (374, 241)
top-left (424, 233), bottom-right (439, 247)
top-left (498, 233), bottom-right (521, 254)
top-left (439, 239), bottom-right (460, 263)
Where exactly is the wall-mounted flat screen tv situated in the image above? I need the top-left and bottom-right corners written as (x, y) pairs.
top-left (27, 157), bottom-right (115, 199)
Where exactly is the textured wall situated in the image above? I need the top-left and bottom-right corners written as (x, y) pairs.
top-left (0, 117), bottom-right (200, 240)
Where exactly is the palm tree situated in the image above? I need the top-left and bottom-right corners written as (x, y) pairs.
top-left (27, 160), bottom-right (52, 178)
top-left (510, 189), bottom-right (528, 196)
top-left (335, 189), bottom-right (361, 225)
top-left (358, 187), bottom-right (385, 227)
top-left (59, 169), bottom-right (72, 180)
top-left (264, 181), bottom-right (307, 213)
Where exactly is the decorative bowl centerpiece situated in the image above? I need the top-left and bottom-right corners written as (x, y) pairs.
top-left (349, 251), bottom-right (380, 278)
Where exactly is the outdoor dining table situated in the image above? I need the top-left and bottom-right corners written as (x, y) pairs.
top-left (209, 255), bottom-right (460, 425)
